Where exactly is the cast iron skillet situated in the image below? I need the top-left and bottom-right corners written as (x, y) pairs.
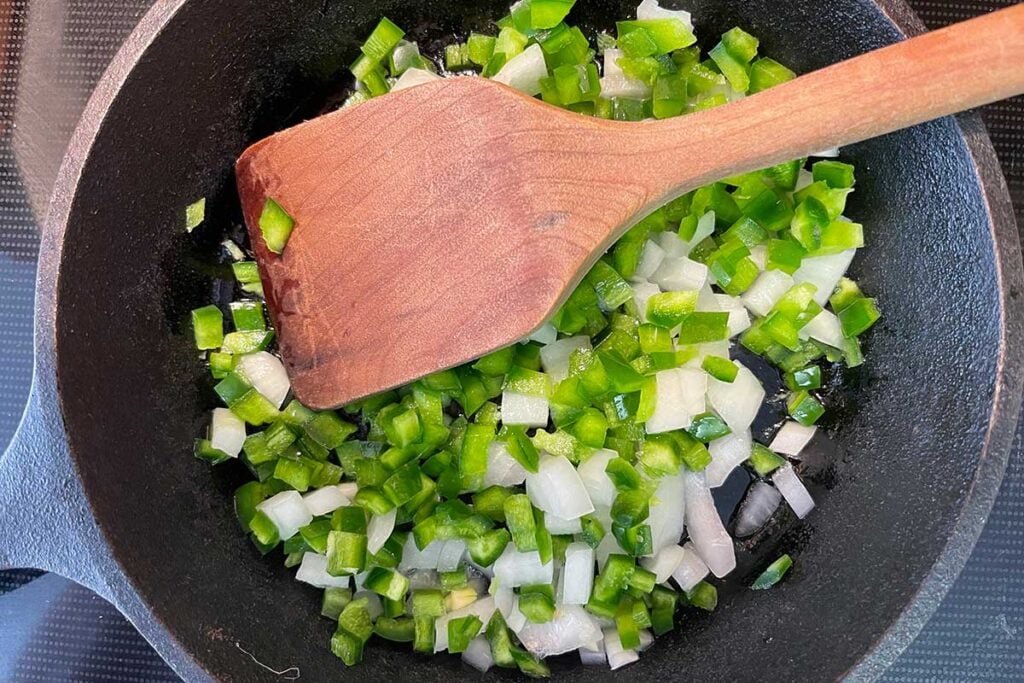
top-left (0, 0), bottom-right (1021, 680)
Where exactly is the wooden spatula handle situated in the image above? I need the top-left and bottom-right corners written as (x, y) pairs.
top-left (635, 4), bottom-right (1024, 203)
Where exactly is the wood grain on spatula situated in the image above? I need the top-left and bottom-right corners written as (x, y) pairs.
top-left (237, 5), bottom-right (1024, 410)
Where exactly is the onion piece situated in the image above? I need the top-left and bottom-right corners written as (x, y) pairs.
top-left (683, 471), bottom-right (736, 578)
top-left (540, 335), bottom-right (591, 383)
top-left (647, 470), bottom-right (685, 554)
top-left (407, 569), bottom-right (440, 589)
top-left (500, 391), bottom-right (549, 427)
top-left (527, 322), bottom-right (558, 345)
top-left (337, 481), bottom-right (359, 499)
top-left (749, 244), bottom-right (767, 270)
top-left (769, 422), bottom-right (817, 457)
top-left (256, 490), bottom-right (311, 540)
top-left (741, 270), bottom-right (795, 317)
top-left (713, 294), bottom-right (753, 337)
top-left (603, 628), bottom-right (640, 670)
top-left (493, 546), bottom-right (553, 587)
top-left (651, 256), bottom-right (708, 292)
top-left (681, 211), bottom-right (716, 254)
top-left (526, 454), bottom-right (594, 520)
top-left (658, 230), bottom-right (688, 258)
top-left (209, 408), bottom-right (245, 458)
top-left (638, 629), bottom-right (654, 651)
top-left (560, 542), bottom-right (595, 605)
top-left (461, 637), bottom-right (494, 672)
top-left (795, 168), bottom-right (814, 191)
top-left (601, 49), bottom-right (651, 99)
top-left (234, 351), bottom-right (290, 408)
top-left (391, 67), bottom-right (441, 92)
top-left (640, 544), bottom-right (685, 583)
top-left (365, 508), bottom-right (396, 555)
top-left (546, 513), bottom-right (583, 535)
top-left (800, 309), bottom-right (844, 349)
top-left (577, 448), bottom-right (618, 509)
top-left (793, 249), bottom-right (856, 306)
top-left (434, 596), bottom-right (496, 652)
top-left (302, 485), bottom-right (351, 517)
top-left (399, 535), bottom-right (444, 571)
top-left (579, 637), bottom-right (607, 666)
top-left (295, 552), bottom-right (350, 588)
top-left (636, 0), bottom-right (692, 25)
top-left (518, 605), bottom-right (602, 658)
top-left (773, 464), bottom-right (816, 518)
top-left (646, 368), bottom-right (705, 434)
top-left (437, 540), bottom-right (467, 572)
top-left (485, 440), bottom-right (529, 487)
top-left (811, 146), bottom-right (841, 157)
top-left (670, 542), bottom-right (710, 591)
top-left (631, 281), bottom-right (661, 323)
top-left (705, 429), bottom-right (752, 488)
top-left (492, 44), bottom-right (547, 95)
top-left (634, 240), bottom-right (666, 280)
top-left (734, 481), bottom-right (782, 537)
top-left (706, 363), bottom-right (764, 433)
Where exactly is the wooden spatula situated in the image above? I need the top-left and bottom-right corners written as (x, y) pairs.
top-left (236, 6), bottom-right (1024, 410)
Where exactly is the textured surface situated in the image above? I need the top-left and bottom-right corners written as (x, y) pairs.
top-left (0, 1), bottom-right (1021, 682)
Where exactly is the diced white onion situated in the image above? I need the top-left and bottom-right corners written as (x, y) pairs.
top-left (209, 408), bottom-right (245, 457)
top-left (462, 637), bottom-right (494, 672)
top-left (770, 422), bottom-right (817, 457)
top-left (500, 391), bottom-right (549, 427)
top-left (234, 351), bottom-right (290, 408)
top-left (811, 146), bottom-right (841, 157)
top-left (658, 230), bottom-right (688, 258)
top-left (800, 309), bottom-right (844, 349)
top-left (604, 628), bottom-right (640, 670)
top-left (366, 508), bottom-right (397, 555)
top-left (631, 281), bottom-right (660, 322)
top-left (683, 471), bottom-right (736, 578)
top-left (651, 256), bottom-right (708, 292)
top-left (399, 536), bottom-right (444, 571)
top-left (493, 546), bottom-right (553, 587)
top-left (682, 211), bottom-right (716, 253)
top-left (795, 168), bottom-right (814, 191)
top-left (773, 464), bottom-right (816, 518)
top-left (640, 544), bottom-right (685, 583)
top-left (594, 527), bottom-right (621, 568)
top-left (295, 552), bottom-right (350, 588)
top-left (749, 244), bottom-right (767, 270)
top-left (647, 470), bottom-right (685, 554)
top-left (634, 240), bottom-right (666, 280)
top-left (355, 590), bottom-right (383, 620)
top-left (601, 49), bottom-right (651, 99)
top-left (256, 490), bottom-right (311, 540)
top-left (707, 363), bottom-right (764, 434)
top-left (636, 0), bottom-right (692, 25)
top-left (645, 368), bottom-right (705, 434)
top-left (546, 513), bottom-right (583, 535)
top-left (485, 440), bottom-right (529, 487)
top-left (407, 569), bottom-right (440, 589)
top-left (638, 629), bottom-right (655, 651)
top-left (579, 637), bottom-right (607, 666)
top-left (705, 429), bottom-right (752, 488)
top-left (708, 293), bottom-right (752, 337)
top-left (540, 335), bottom-right (591, 383)
top-left (437, 540), bottom-right (467, 572)
top-left (793, 250), bottom-right (856, 306)
top-left (670, 541), bottom-right (710, 591)
top-left (527, 322), bottom-right (558, 345)
top-left (741, 270), bottom-right (795, 316)
top-left (337, 481), bottom-right (359, 499)
top-left (734, 481), bottom-right (782, 537)
top-left (391, 67), bottom-right (442, 92)
top-left (302, 485), bottom-right (351, 517)
top-left (519, 605), bottom-right (602, 658)
top-left (526, 454), bottom-right (594, 519)
top-left (434, 597), bottom-right (496, 652)
top-left (577, 448), bottom-right (618, 509)
top-left (560, 542), bottom-right (595, 605)
top-left (493, 44), bottom-right (547, 95)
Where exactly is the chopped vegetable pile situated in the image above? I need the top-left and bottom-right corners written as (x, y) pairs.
top-left (190, 0), bottom-right (879, 675)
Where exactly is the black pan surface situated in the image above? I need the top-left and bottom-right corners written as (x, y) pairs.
top-left (0, 0), bottom-right (1020, 681)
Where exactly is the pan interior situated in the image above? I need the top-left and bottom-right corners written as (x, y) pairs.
top-left (52, 0), bottom-right (1008, 680)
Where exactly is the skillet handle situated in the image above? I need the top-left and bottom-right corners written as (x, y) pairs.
top-left (0, 378), bottom-right (110, 597)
